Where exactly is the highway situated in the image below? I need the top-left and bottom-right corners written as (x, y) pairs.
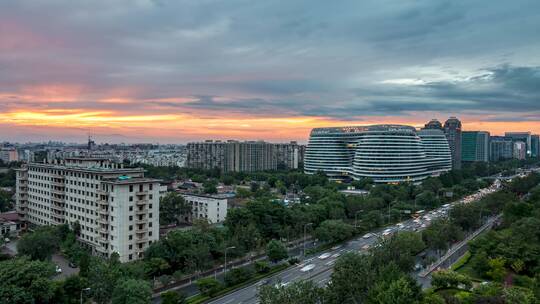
top-left (208, 181), bottom-right (503, 304)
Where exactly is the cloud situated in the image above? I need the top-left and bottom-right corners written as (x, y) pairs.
top-left (0, 0), bottom-right (539, 142)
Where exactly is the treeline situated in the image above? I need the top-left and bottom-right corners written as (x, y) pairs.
top-left (260, 172), bottom-right (540, 304)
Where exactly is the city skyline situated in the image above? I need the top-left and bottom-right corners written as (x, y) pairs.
top-left (1, 1), bottom-right (540, 143)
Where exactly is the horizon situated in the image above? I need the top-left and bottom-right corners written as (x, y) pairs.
top-left (1, 1), bottom-right (539, 143)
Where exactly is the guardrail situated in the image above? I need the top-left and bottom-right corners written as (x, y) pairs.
top-left (419, 214), bottom-right (501, 278)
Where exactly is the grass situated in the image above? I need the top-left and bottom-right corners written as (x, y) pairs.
top-left (451, 251), bottom-right (471, 271)
top-left (455, 252), bottom-right (484, 282)
top-left (186, 263), bottom-right (290, 304)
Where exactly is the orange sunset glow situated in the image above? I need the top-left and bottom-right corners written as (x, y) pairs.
top-left (1, 1), bottom-right (539, 143)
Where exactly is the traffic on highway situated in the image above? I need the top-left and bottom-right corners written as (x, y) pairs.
top-left (208, 179), bottom-right (503, 304)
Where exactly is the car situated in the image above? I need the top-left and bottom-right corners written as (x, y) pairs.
top-left (325, 260), bottom-right (335, 266)
top-left (259, 279), bottom-right (271, 286)
top-left (362, 233), bottom-right (372, 239)
top-left (331, 253), bottom-right (341, 258)
top-left (4, 238), bottom-right (10, 243)
top-left (55, 265), bottom-right (62, 274)
top-left (318, 253), bottom-right (331, 260)
top-left (331, 245), bottom-right (342, 250)
top-left (275, 282), bottom-right (291, 288)
top-left (301, 264), bottom-right (316, 272)
top-left (361, 244), bottom-right (371, 250)
top-left (68, 262), bottom-right (77, 268)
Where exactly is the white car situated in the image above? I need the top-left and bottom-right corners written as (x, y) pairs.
top-left (362, 233), bottom-right (372, 239)
top-left (55, 265), bottom-right (62, 274)
top-left (331, 253), bottom-right (341, 258)
top-left (275, 282), bottom-right (291, 288)
top-left (318, 253), bottom-right (331, 260)
top-left (301, 264), bottom-right (316, 272)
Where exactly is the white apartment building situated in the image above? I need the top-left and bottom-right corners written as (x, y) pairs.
top-left (15, 158), bottom-right (161, 262)
top-left (180, 193), bottom-right (228, 224)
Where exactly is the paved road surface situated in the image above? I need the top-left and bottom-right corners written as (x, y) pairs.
top-left (208, 182), bottom-right (502, 304)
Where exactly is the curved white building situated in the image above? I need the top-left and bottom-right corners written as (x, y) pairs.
top-left (304, 127), bottom-right (360, 179)
top-left (352, 126), bottom-right (429, 183)
top-left (304, 125), bottom-right (452, 183)
top-left (417, 129), bottom-right (452, 175)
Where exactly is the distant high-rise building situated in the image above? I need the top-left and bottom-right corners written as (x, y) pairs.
top-left (424, 119), bottom-right (443, 130)
top-left (186, 140), bottom-right (298, 172)
top-left (513, 141), bottom-right (527, 160)
top-left (505, 132), bottom-right (532, 157)
top-left (0, 147), bottom-right (19, 163)
top-left (443, 117), bottom-right (462, 169)
top-left (274, 141), bottom-right (300, 170)
top-left (490, 136), bottom-right (514, 161)
top-left (462, 131), bottom-right (490, 162)
top-left (531, 135), bottom-right (539, 158)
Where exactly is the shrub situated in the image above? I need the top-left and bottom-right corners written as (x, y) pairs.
top-left (224, 267), bottom-right (254, 287)
top-left (254, 261), bottom-right (271, 274)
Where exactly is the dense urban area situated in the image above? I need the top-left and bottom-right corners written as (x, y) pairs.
top-left (1, 118), bottom-right (540, 304)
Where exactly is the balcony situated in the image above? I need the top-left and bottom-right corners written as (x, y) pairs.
top-left (97, 199), bottom-right (108, 207)
top-left (135, 208), bottom-right (147, 215)
top-left (97, 217), bottom-right (109, 225)
top-left (98, 226), bottom-right (109, 234)
top-left (97, 208), bottom-right (109, 215)
top-left (136, 199), bottom-right (148, 206)
top-left (135, 236), bottom-right (148, 243)
top-left (96, 189), bottom-right (108, 195)
top-left (51, 181), bottom-right (65, 187)
top-left (134, 218), bottom-right (147, 225)
top-left (136, 190), bottom-right (148, 196)
top-left (136, 226), bottom-right (148, 233)
top-left (51, 196), bottom-right (65, 203)
top-left (51, 204), bottom-right (65, 212)
top-left (51, 188), bottom-right (65, 195)
top-left (51, 174), bottom-right (65, 179)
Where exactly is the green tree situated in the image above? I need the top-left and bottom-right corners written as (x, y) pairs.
top-left (196, 278), bottom-right (223, 297)
top-left (161, 290), bottom-right (187, 304)
top-left (203, 180), bottom-right (218, 194)
top-left (431, 270), bottom-right (472, 290)
top-left (159, 192), bottom-right (191, 225)
top-left (266, 240), bottom-right (288, 263)
top-left (0, 189), bottom-right (12, 212)
top-left (259, 280), bottom-right (323, 304)
top-left (0, 257), bottom-right (56, 304)
top-left (224, 267), bottom-right (254, 287)
top-left (486, 257), bottom-right (507, 282)
top-left (368, 276), bottom-right (421, 304)
top-left (314, 220), bottom-right (354, 243)
top-left (17, 226), bottom-right (60, 260)
top-left (503, 286), bottom-right (537, 304)
top-left (111, 279), bottom-right (152, 304)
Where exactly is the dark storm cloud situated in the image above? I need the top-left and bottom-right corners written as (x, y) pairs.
top-left (1, 0), bottom-right (539, 121)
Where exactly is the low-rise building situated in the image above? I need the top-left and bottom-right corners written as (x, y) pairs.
top-left (180, 193), bottom-right (228, 224)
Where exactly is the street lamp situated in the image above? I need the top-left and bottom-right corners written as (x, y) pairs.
top-left (224, 246), bottom-right (236, 274)
top-left (303, 223), bottom-right (313, 257)
top-left (80, 287), bottom-right (91, 304)
top-left (355, 210), bottom-right (363, 228)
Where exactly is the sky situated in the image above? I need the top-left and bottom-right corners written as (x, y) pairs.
top-left (1, 0), bottom-right (540, 144)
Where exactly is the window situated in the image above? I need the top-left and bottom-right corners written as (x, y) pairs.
top-left (129, 216), bottom-right (133, 221)
top-left (129, 196), bottom-right (133, 202)
top-left (129, 185), bottom-right (133, 192)
top-left (129, 225), bottom-right (133, 231)
top-left (129, 235), bottom-right (133, 240)
top-left (129, 206), bottom-right (133, 211)
top-left (129, 245), bottom-right (132, 250)
top-left (149, 213), bottom-right (152, 218)
top-left (149, 184), bottom-right (153, 190)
